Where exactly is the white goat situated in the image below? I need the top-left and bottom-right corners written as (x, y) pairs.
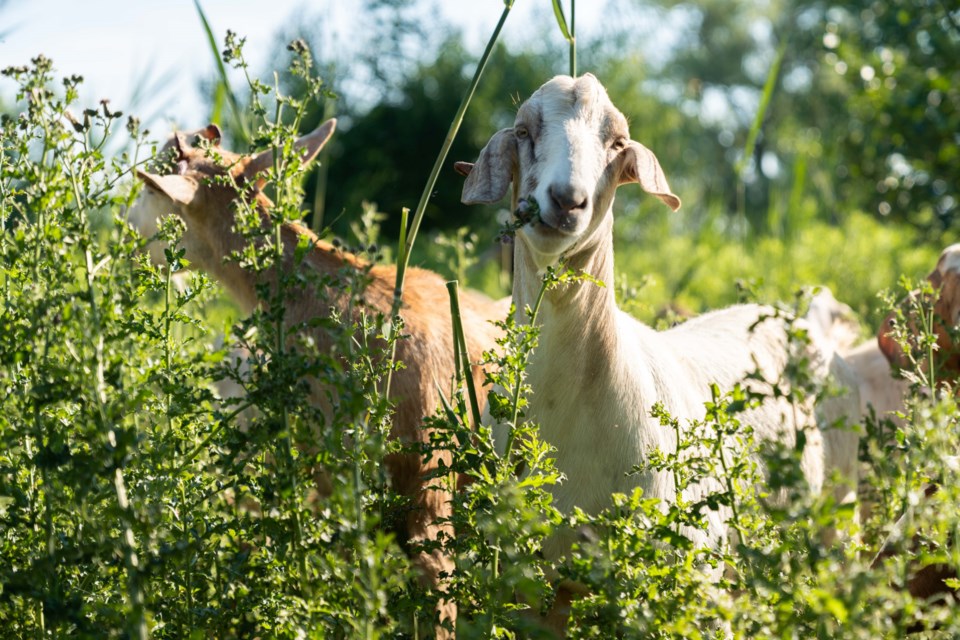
top-left (459, 74), bottom-right (861, 558)
top-left (806, 288), bottom-right (861, 357)
top-left (127, 120), bottom-right (506, 637)
top-left (844, 343), bottom-right (910, 426)
top-left (804, 287), bottom-right (910, 427)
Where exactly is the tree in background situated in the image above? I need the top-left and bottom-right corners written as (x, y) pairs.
top-left (629, 0), bottom-right (960, 235)
top-left (793, 0), bottom-right (960, 233)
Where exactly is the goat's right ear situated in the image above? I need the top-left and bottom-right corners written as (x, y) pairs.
top-left (201, 124), bottom-right (222, 144)
top-left (293, 118), bottom-right (337, 165)
top-left (244, 118), bottom-right (337, 181)
top-left (136, 170), bottom-right (199, 206)
top-left (460, 128), bottom-right (516, 205)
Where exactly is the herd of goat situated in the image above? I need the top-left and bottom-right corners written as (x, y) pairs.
top-left (126, 74), bottom-right (959, 636)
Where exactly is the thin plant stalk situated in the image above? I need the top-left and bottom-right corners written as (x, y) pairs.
top-left (194, 0), bottom-right (251, 142)
top-left (570, 0), bottom-right (576, 77)
top-left (552, 0), bottom-right (576, 77)
top-left (446, 281), bottom-right (482, 428)
top-left (383, 2), bottom-right (514, 398)
top-left (736, 39), bottom-right (787, 180)
top-left (735, 39), bottom-right (786, 237)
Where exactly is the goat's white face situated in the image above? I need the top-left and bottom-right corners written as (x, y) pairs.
top-left (126, 185), bottom-right (174, 265)
top-left (518, 76), bottom-right (617, 259)
top-left (460, 74), bottom-right (680, 267)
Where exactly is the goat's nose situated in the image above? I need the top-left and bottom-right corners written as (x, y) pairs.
top-left (548, 183), bottom-right (589, 213)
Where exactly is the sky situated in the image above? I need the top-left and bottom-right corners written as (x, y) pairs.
top-left (1, 1), bottom-right (607, 132)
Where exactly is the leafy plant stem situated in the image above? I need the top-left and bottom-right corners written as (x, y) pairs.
top-left (274, 203), bottom-right (308, 590)
top-left (502, 272), bottom-right (551, 462)
top-left (68, 153), bottom-right (147, 640)
top-left (923, 297), bottom-right (937, 391)
top-left (179, 482), bottom-right (194, 633)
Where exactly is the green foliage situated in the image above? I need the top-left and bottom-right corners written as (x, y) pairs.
top-left (787, 0), bottom-right (960, 231)
top-left (3, 3), bottom-right (960, 637)
top-left (612, 202), bottom-right (939, 328)
top-left (1, 55), bottom-right (155, 638)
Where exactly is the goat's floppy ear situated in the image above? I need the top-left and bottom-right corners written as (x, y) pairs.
top-left (293, 118), bottom-right (337, 165)
top-left (619, 141), bottom-right (681, 211)
top-left (244, 118), bottom-right (337, 180)
top-left (461, 128), bottom-right (516, 205)
top-left (136, 170), bottom-right (199, 206)
top-left (173, 125), bottom-right (221, 155)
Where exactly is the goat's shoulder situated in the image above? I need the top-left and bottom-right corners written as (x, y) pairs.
top-left (664, 303), bottom-right (784, 348)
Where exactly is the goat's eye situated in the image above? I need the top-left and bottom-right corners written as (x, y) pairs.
top-left (515, 126), bottom-right (529, 139)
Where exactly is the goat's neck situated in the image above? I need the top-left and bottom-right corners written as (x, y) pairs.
top-left (187, 191), bottom-right (359, 315)
top-left (513, 211), bottom-right (619, 359)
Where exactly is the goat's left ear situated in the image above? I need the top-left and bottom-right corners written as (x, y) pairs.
top-left (244, 118), bottom-right (337, 181)
top-left (136, 170), bottom-right (199, 206)
top-left (618, 141), bottom-right (681, 211)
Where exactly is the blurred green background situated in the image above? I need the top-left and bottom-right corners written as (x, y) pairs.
top-left (5, 0), bottom-right (958, 325)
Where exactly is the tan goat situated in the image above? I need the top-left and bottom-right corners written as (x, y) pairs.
top-left (127, 120), bottom-right (505, 637)
top-left (805, 248), bottom-right (960, 609)
top-left (877, 243), bottom-right (960, 384)
top-left (865, 245), bottom-right (960, 608)
top-left (812, 245), bottom-right (960, 427)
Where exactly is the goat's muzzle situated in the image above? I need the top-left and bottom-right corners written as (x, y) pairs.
top-left (548, 183), bottom-right (589, 215)
top-left (541, 183), bottom-right (589, 233)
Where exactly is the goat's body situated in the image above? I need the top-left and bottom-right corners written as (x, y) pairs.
top-left (845, 339), bottom-right (909, 425)
top-left (803, 287), bottom-right (909, 426)
top-left (465, 74), bottom-right (860, 566)
top-left (517, 252), bottom-right (837, 555)
top-left (130, 123), bottom-right (506, 637)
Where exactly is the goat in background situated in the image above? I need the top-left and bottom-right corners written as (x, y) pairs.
top-left (127, 120), bottom-right (505, 638)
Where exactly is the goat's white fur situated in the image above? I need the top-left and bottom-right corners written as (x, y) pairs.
top-left (805, 288), bottom-right (910, 426)
top-left (461, 74), bottom-right (861, 557)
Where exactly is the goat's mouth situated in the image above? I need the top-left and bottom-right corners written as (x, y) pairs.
top-left (538, 209), bottom-right (583, 235)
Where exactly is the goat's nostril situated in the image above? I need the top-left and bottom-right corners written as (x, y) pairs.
top-left (548, 184), bottom-right (589, 213)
